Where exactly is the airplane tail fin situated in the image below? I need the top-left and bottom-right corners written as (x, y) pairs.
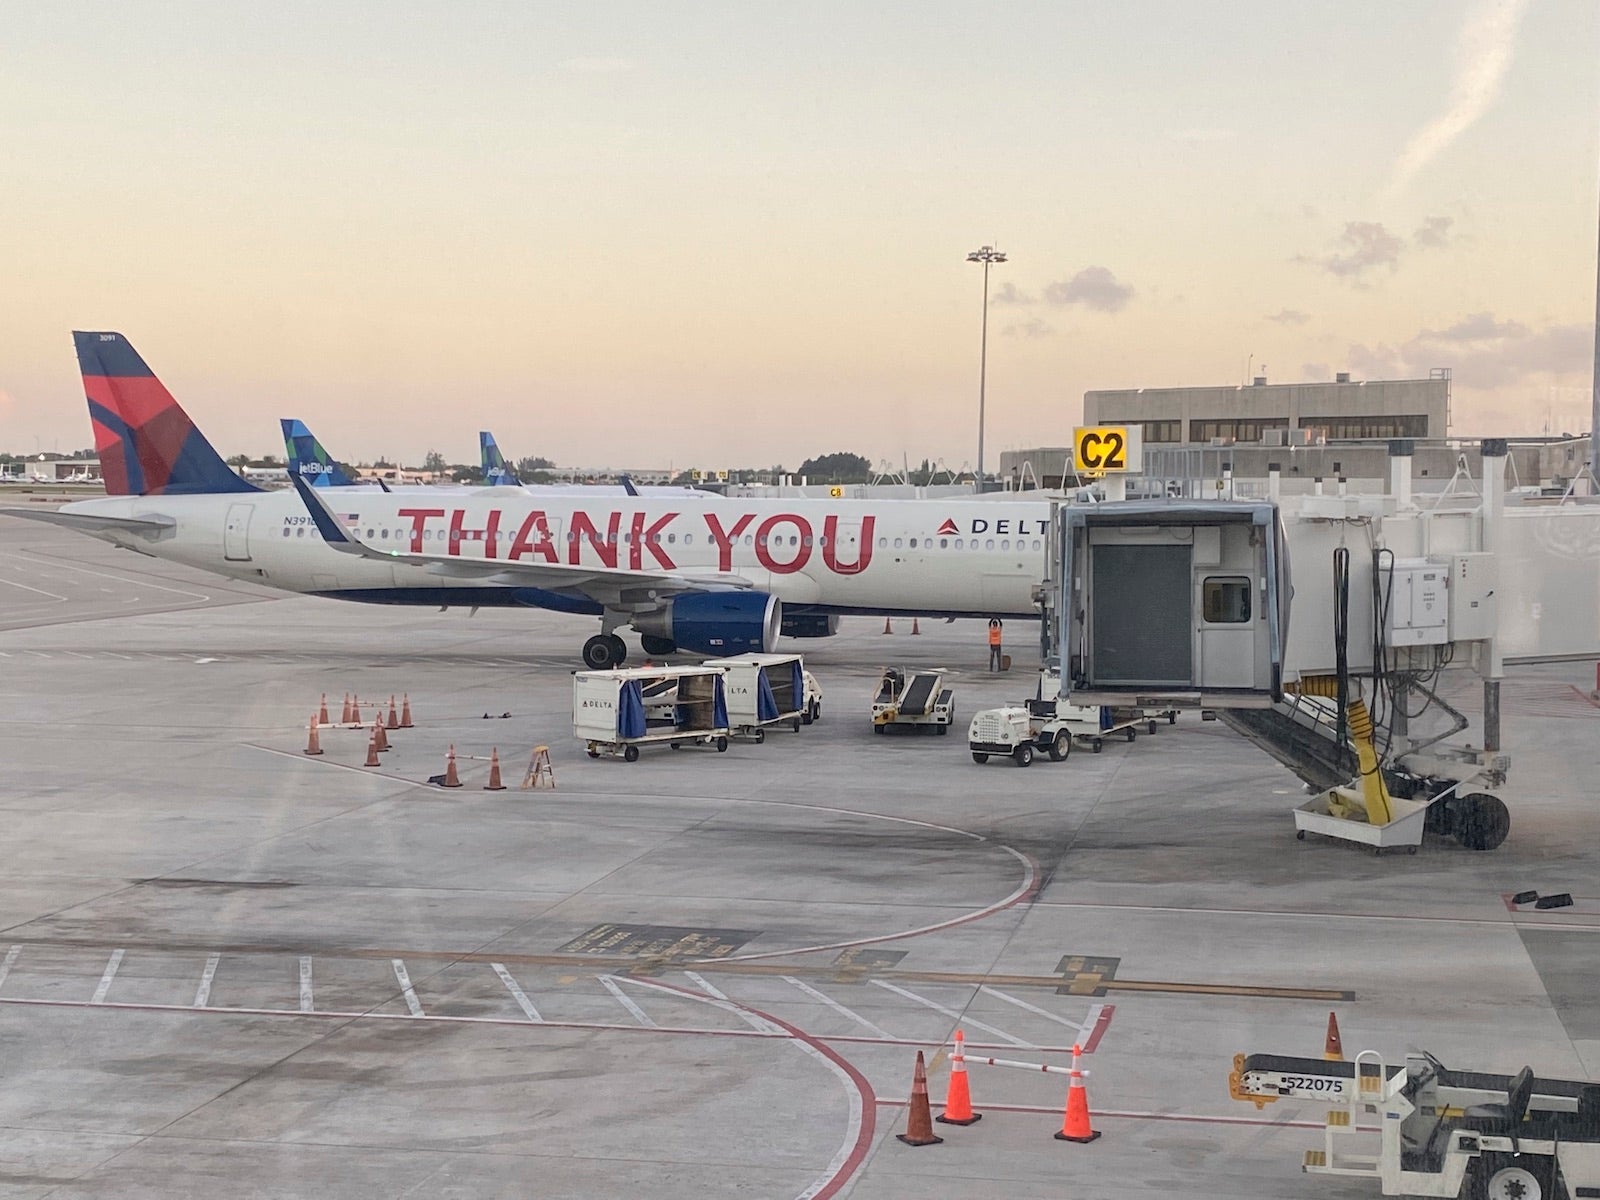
top-left (74, 331), bottom-right (258, 496)
top-left (281, 418), bottom-right (360, 487)
top-left (480, 431), bottom-right (522, 486)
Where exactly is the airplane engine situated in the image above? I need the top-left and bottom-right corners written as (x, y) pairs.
top-left (633, 592), bottom-right (781, 656)
top-left (780, 610), bottom-right (840, 638)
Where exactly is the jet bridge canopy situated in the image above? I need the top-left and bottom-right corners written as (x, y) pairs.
top-left (1055, 500), bottom-right (1289, 709)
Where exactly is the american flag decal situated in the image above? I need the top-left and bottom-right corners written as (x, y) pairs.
top-left (339, 513), bottom-right (360, 526)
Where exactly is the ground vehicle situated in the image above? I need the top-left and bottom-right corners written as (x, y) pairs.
top-left (573, 665), bottom-right (730, 760)
top-left (1229, 1048), bottom-right (1600, 1198)
top-left (705, 653), bottom-right (815, 742)
top-left (871, 668), bottom-right (955, 734)
top-left (968, 702), bottom-right (1072, 766)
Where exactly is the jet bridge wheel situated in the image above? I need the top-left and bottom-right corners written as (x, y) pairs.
top-left (1454, 793), bottom-right (1511, 852)
top-left (1468, 1154), bottom-right (1550, 1200)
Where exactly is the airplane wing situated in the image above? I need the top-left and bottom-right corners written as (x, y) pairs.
top-left (291, 475), bottom-right (751, 607)
top-left (0, 508), bottom-right (175, 538)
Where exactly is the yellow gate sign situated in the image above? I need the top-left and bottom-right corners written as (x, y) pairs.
top-left (1073, 426), bottom-right (1143, 476)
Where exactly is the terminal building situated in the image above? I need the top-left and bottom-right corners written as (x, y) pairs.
top-left (1001, 371), bottom-right (1578, 495)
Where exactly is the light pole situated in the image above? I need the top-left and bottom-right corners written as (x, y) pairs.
top-left (966, 245), bottom-right (1006, 488)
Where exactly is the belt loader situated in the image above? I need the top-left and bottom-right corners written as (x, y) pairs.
top-left (1229, 1048), bottom-right (1600, 1199)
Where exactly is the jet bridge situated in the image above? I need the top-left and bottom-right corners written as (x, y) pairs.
top-left (1042, 440), bottom-right (1600, 851)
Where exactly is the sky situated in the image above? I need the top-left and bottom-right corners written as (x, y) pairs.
top-left (0, 0), bottom-right (1596, 471)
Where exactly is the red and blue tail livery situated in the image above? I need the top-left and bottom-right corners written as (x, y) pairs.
top-left (74, 331), bottom-right (257, 497)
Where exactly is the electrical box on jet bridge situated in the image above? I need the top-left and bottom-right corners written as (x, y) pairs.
top-left (1055, 501), bottom-right (1289, 711)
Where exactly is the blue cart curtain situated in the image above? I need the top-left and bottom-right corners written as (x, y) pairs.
top-left (618, 680), bottom-right (647, 739)
top-left (1098, 705), bottom-right (1113, 731)
top-left (789, 660), bottom-right (805, 709)
top-left (713, 676), bottom-right (729, 729)
top-left (756, 669), bottom-right (779, 722)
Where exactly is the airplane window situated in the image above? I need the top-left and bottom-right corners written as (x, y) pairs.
top-left (282, 528), bottom-right (290, 538)
top-left (667, 533), bottom-right (676, 544)
top-left (744, 535), bottom-right (753, 546)
top-left (909, 538), bottom-right (918, 549)
top-left (683, 534), bottom-right (693, 545)
top-left (878, 537), bottom-right (887, 548)
top-left (623, 533), bottom-right (632, 544)
top-left (650, 533), bottom-right (660, 543)
top-left (296, 528), bottom-right (305, 537)
top-left (1000, 539), bottom-right (1009, 551)
top-left (789, 536), bottom-right (798, 547)
top-left (450, 530), bottom-right (460, 542)
top-left (940, 538), bottom-right (948, 549)
top-left (366, 529), bottom-right (376, 538)
top-left (802, 536), bottom-right (812, 547)
top-left (1033, 539), bottom-right (1042, 551)
top-left (985, 538), bottom-right (995, 550)
top-left (893, 537), bottom-right (903, 549)
top-left (607, 532), bottom-right (617, 543)
top-left (818, 535), bottom-right (828, 547)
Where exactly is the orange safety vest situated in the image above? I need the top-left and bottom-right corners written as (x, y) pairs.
top-left (988, 625), bottom-right (1002, 646)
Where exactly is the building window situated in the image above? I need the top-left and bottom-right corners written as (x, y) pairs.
top-left (1102, 418), bottom-right (1181, 443)
top-left (1301, 414), bottom-right (1429, 440)
top-left (1188, 417), bottom-right (1290, 443)
top-left (1202, 577), bottom-right (1253, 623)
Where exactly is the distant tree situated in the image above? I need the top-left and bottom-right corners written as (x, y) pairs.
top-left (333, 461), bottom-right (360, 480)
top-left (450, 464), bottom-right (482, 484)
top-left (373, 457), bottom-right (395, 470)
top-left (423, 450), bottom-right (447, 473)
top-left (516, 455), bottom-right (555, 474)
top-left (226, 453), bottom-right (251, 466)
top-left (796, 452), bottom-right (872, 483)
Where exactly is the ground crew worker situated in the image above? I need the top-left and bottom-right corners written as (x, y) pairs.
top-left (987, 618), bottom-right (1003, 671)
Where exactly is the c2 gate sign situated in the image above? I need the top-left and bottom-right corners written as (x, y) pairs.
top-left (1073, 425), bottom-right (1143, 476)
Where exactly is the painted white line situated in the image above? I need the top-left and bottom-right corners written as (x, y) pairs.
top-left (978, 984), bottom-right (1084, 1031)
top-left (391, 960), bottom-right (424, 1017)
top-left (682, 971), bottom-right (728, 1000)
top-left (0, 577), bottom-right (67, 601)
top-left (490, 963), bottom-right (542, 1022)
top-left (10, 553), bottom-right (213, 602)
top-left (0, 944), bottom-right (20, 991)
top-left (298, 956), bottom-right (313, 1012)
top-left (783, 976), bottom-right (890, 1039)
top-left (598, 975), bottom-right (657, 1027)
top-left (102, 652), bottom-right (132, 660)
top-left (64, 650), bottom-right (95, 659)
top-left (193, 953), bottom-right (221, 1008)
top-left (91, 949), bottom-right (125, 1003)
top-left (869, 980), bottom-right (1030, 1047)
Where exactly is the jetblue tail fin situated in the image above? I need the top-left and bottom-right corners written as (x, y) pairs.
top-left (75, 331), bottom-right (258, 496)
top-left (281, 418), bottom-right (360, 487)
top-left (480, 431), bottom-right (522, 486)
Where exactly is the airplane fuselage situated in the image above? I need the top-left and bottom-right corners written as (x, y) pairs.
top-left (63, 489), bottom-right (1055, 618)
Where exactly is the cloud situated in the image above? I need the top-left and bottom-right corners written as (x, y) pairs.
top-left (1387, 0), bottom-right (1530, 198)
top-left (1301, 363), bottom-right (1332, 381)
top-left (1304, 222), bottom-right (1404, 281)
top-left (561, 56), bottom-right (634, 72)
top-left (1001, 318), bottom-right (1056, 339)
top-left (1266, 308), bottom-right (1312, 326)
top-left (1043, 266), bottom-right (1135, 313)
top-left (1413, 216), bottom-right (1455, 248)
top-left (989, 282), bottom-right (1036, 307)
top-left (1345, 312), bottom-right (1589, 388)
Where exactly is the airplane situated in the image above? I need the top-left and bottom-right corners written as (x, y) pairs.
top-left (5, 331), bottom-right (1055, 668)
top-left (480, 429), bottom-right (715, 502)
top-left (281, 419), bottom-right (368, 488)
top-left (480, 431), bottom-right (519, 487)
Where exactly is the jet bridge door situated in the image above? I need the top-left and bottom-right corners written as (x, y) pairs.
top-left (1090, 542), bottom-right (1193, 684)
top-left (223, 503), bottom-right (253, 562)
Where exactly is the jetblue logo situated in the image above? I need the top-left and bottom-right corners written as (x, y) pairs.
top-left (298, 463), bottom-right (331, 476)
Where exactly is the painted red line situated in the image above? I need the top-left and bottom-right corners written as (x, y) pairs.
top-left (874, 1097), bottom-right (1377, 1132)
top-left (1080, 1005), bottom-right (1115, 1053)
top-left (1566, 685), bottom-right (1600, 710)
top-left (627, 977), bottom-right (875, 1200)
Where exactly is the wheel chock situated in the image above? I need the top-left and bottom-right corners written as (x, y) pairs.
top-left (1534, 893), bottom-right (1573, 910)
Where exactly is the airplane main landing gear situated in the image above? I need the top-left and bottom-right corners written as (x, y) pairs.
top-left (582, 633), bottom-right (628, 670)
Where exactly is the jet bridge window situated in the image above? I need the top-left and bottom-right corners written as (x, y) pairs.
top-left (1202, 576), bottom-right (1253, 623)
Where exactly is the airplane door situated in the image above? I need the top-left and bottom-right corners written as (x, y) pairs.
top-left (224, 503), bottom-right (253, 562)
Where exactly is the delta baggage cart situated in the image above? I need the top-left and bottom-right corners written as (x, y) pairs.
top-left (705, 653), bottom-right (815, 742)
top-left (573, 665), bottom-right (730, 761)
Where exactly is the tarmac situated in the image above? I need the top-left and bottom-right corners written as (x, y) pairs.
top-left (1, 515), bottom-right (1597, 1198)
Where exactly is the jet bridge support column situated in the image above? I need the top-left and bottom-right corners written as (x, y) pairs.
top-left (1481, 438), bottom-right (1508, 754)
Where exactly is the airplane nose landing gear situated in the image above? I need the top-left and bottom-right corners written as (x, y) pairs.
top-left (582, 633), bottom-right (628, 670)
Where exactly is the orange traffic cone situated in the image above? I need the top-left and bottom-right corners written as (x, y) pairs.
top-left (341, 693), bottom-right (354, 724)
top-left (882, 617), bottom-right (893, 634)
top-left (304, 714), bottom-right (324, 756)
top-left (484, 748), bottom-right (506, 791)
top-left (399, 693), bottom-right (414, 728)
top-left (363, 727), bottom-right (381, 768)
top-left (441, 745), bottom-right (462, 788)
top-left (386, 695), bottom-right (399, 730)
top-left (911, 618), bottom-right (921, 635)
top-left (372, 718), bottom-right (390, 752)
top-left (318, 693), bottom-right (330, 726)
top-left (1054, 1043), bottom-right (1100, 1143)
top-left (1324, 1011), bottom-right (1344, 1061)
top-left (937, 1029), bottom-right (980, 1125)
top-left (896, 1051), bottom-right (944, 1146)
